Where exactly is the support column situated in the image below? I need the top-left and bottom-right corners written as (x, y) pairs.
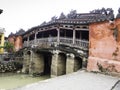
top-left (29, 52), bottom-right (44, 75)
top-left (22, 51), bottom-right (30, 74)
top-left (73, 28), bottom-right (75, 44)
top-left (82, 57), bottom-right (87, 68)
top-left (66, 54), bottom-right (81, 74)
top-left (80, 31), bottom-right (82, 40)
top-left (27, 36), bottom-right (29, 47)
top-left (51, 50), bottom-right (66, 77)
top-left (34, 32), bottom-right (38, 44)
top-left (57, 28), bottom-right (60, 44)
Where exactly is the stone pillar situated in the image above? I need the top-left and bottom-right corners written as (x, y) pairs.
top-left (66, 54), bottom-right (81, 74)
top-left (29, 52), bottom-right (44, 75)
top-left (51, 50), bottom-right (66, 77)
top-left (22, 51), bottom-right (30, 74)
top-left (82, 57), bottom-right (87, 69)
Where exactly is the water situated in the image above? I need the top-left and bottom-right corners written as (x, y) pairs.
top-left (0, 73), bottom-right (50, 90)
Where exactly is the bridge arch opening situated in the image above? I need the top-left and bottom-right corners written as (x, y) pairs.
top-left (74, 56), bottom-right (83, 71)
top-left (43, 52), bottom-right (52, 75)
top-left (58, 53), bottom-right (67, 75)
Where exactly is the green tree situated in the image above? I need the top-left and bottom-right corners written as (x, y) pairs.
top-left (4, 42), bottom-right (14, 52)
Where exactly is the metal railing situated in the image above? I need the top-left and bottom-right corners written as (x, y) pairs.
top-left (23, 37), bottom-right (89, 48)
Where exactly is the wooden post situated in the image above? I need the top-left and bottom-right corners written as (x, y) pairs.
top-left (27, 36), bottom-right (29, 47)
top-left (73, 28), bottom-right (75, 44)
top-left (57, 28), bottom-right (60, 44)
top-left (80, 31), bottom-right (82, 40)
top-left (34, 32), bottom-right (38, 44)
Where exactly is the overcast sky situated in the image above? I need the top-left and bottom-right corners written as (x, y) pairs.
top-left (0, 0), bottom-right (120, 37)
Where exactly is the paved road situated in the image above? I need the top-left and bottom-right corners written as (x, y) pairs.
top-left (112, 80), bottom-right (120, 90)
top-left (14, 70), bottom-right (120, 90)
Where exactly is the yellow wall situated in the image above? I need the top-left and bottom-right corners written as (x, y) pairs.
top-left (0, 33), bottom-right (4, 53)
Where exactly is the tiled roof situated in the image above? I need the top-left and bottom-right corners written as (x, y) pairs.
top-left (22, 8), bottom-right (118, 35)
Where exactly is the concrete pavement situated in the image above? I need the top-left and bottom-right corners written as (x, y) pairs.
top-left (14, 70), bottom-right (120, 90)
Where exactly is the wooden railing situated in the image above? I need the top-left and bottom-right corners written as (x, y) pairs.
top-left (23, 37), bottom-right (89, 49)
top-left (36, 37), bottom-right (57, 44)
top-left (59, 37), bottom-right (73, 45)
top-left (75, 39), bottom-right (89, 48)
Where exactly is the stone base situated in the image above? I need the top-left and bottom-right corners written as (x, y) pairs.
top-left (22, 54), bottom-right (30, 74)
top-left (87, 56), bottom-right (120, 74)
top-left (29, 53), bottom-right (44, 75)
top-left (51, 53), bottom-right (66, 77)
top-left (66, 56), bottom-right (82, 74)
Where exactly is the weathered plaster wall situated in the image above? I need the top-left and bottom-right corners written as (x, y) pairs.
top-left (8, 36), bottom-right (15, 45)
top-left (14, 36), bottom-right (23, 51)
top-left (87, 20), bottom-right (120, 73)
top-left (89, 21), bottom-right (117, 59)
top-left (8, 35), bottom-right (23, 51)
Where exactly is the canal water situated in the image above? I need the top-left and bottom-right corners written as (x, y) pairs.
top-left (0, 73), bottom-right (50, 90)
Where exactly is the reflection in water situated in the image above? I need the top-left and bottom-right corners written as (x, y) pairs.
top-left (0, 73), bottom-right (50, 90)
